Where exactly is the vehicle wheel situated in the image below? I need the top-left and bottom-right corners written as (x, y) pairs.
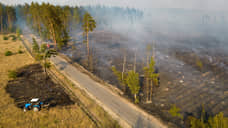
top-left (33, 107), bottom-right (39, 112)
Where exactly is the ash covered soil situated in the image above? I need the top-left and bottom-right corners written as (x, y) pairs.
top-left (61, 30), bottom-right (228, 126)
top-left (6, 64), bottom-right (74, 109)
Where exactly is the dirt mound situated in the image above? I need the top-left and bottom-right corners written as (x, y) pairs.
top-left (6, 64), bottom-right (74, 108)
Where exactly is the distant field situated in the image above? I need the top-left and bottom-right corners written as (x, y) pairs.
top-left (0, 34), bottom-right (119, 128)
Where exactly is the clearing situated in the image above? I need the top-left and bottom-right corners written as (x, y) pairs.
top-left (0, 34), bottom-right (120, 128)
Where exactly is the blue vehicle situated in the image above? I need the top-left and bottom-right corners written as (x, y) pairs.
top-left (24, 98), bottom-right (44, 112)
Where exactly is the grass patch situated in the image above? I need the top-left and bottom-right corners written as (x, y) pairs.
top-left (8, 70), bottom-right (17, 79)
top-left (5, 51), bottom-right (13, 56)
top-left (8, 35), bottom-right (17, 41)
top-left (3, 36), bottom-right (8, 40)
top-left (18, 49), bottom-right (23, 54)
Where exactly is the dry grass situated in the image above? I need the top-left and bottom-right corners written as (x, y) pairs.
top-left (0, 34), bottom-right (96, 128)
top-left (50, 66), bottom-right (121, 128)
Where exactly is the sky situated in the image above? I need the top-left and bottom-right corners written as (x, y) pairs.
top-left (0, 0), bottom-right (227, 11)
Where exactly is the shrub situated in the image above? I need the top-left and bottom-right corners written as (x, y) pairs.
top-left (8, 35), bottom-right (17, 41)
top-left (32, 38), bottom-right (39, 53)
top-left (169, 104), bottom-right (183, 119)
top-left (5, 51), bottom-right (13, 56)
top-left (8, 70), bottom-right (17, 79)
top-left (35, 53), bottom-right (43, 61)
top-left (40, 44), bottom-right (47, 53)
top-left (18, 50), bottom-right (23, 54)
top-left (44, 62), bottom-right (51, 69)
top-left (3, 36), bottom-right (8, 40)
top-left (16, 27), bottom-right (22, 38)
top-left (196, 59), bottom-right (203, 71)
top-left (188, 106), bottom-right (228, 128)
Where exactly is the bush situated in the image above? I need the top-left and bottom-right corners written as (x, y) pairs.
top-left (35, 53), bottom-right (43, 61)
top-left (40, 44), bottom-right (47, 53)
top-left (32, 38), bottom-right (39, 53)
top-left (18, 50), bottom-right (23, 54)
top-left (8, 35), bottom-right (17, 41)
top-left (44, 62), bottom-right (51, 69)
top-left (169, 104), bottom-right (183, 119)
top-left (8, 70), bottom-right (17, 79)
top-left (5, 51), bottom-right (13, 56)
top-left (196, 59), bottom-right (203, 71)
top-left (188, 106), bottom-right (228, 128)
top-left (16, 27), bottom-right (22, 38)
top-left (3, 36), bottom-right (8, 40)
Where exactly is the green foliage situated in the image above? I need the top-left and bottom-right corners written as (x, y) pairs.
top-left (111, 66), bottom-right (127, 86)
top-left (6, 6), bottom-right (17, 32)
top-left (189, 105), bottom-right (228, 128)
top-left (44, 62), bottom-right (51, 69)
top-left (18, 49), bottom-right (23, 54)
top-left (32, 38), bottom-right (39, 53)
top-left (73, 7), bottom-right (80, 27)
top-left (3, 36), bottom-right (8, 40)
top-left (196, 59), bottom-right (203, 71)
top-left (126, 70), bottom-right (140, 103)
top-left (44, 49), bottom-right (57, 58)
top-left (0, 5), bottom-right (17, 33)
top-left (40, 43), bottom-right (47, 53)
top-left (8, 35), bottom-right (17, 41)
top-left (35, 53), bottom-right (43, 61)
top-left (169, 104), bottom-right (183, 119)
top-left (208, 112), bottom-right (228, 128)
top-left (82, 12), bottom-right (96, 33)
top-left (8, 70), bottom-right (17, 79)
top-left (16, 27), bottom-right (22, 37)
top-left (144, 57), bottom-right (159, 86)
top-left (5, 51), bottom-right (13, 56)
top-left (26, 2), bottom-right (70, 49)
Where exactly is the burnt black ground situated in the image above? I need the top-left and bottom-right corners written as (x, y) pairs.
top-left (6, 64), bottom-right (74, 109)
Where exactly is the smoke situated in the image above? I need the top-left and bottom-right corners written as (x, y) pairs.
top-left (83, 6), bottom-right (228, 56)
top-left (3, 0), bottom-right (228, 11)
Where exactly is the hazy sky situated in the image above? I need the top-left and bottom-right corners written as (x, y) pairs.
top-left (1, 0), bottom-right (227, 11)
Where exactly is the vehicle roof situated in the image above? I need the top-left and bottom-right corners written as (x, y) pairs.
top-left (31, 98), bottom-right (39, 102)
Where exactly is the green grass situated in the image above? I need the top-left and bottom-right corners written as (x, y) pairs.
top-left (8, 70), bottom-right (17, 79)
top-left (18, 49), bottom-right (23, 54)
top-left (3, 36), bottom-right (8, 40)
top-left (5, 51), bottom-right (13, 56)
top-left (8, 35), bottom-right (17, 41)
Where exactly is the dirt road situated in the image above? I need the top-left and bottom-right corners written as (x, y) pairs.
top-left (50, 56), bottom-right (166, 128)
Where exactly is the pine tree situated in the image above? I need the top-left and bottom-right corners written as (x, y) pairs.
top-left (143, 57), bottom-right (159, 102)
top-left (126, 70), bottom-right (140, 103)
top-left (0, 3), bottom-right (3, 33)
top-left (82, 12), bottom-right (96, 70)
top-left (112, 66), bottom-right (127, 92)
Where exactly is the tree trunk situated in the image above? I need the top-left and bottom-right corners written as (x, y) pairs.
top-left (0, 16), bottom-right (2, 33)
top-left (38, 22), bottom-right (42, 37)
top-left (149, 79), bottom-right (153, 101)
top-left (122, 52), bottom-right (126, 93)
top-left (45, 58), bottom-right (47, 79)
top-left (146, 77), bottom-right (149, 102)
top-left (86, 17), bottom-right (90, 70)
top-left (87, 30), bottom-right (90, 67)
top-left (134, 94), bottom-right (137, 103)
top-left (122, 52), bottom-right (126, 80)
top-left (146, 51), bottom-right (149, 102)
top-left (134, 51), bottom-right (137, 72)
top-left (48, 19), bottom-right (57, 49)
top-left (7, 14), bottom-right (11, 32)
